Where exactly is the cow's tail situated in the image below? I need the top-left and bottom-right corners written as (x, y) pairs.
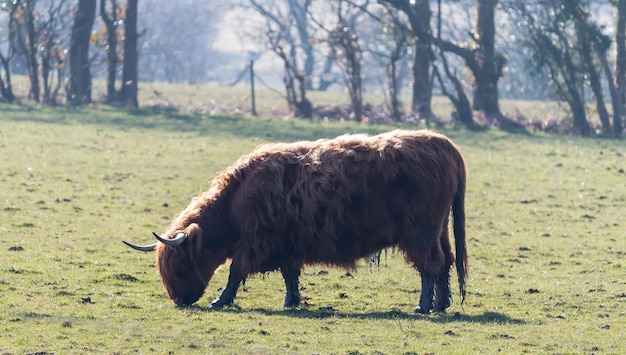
top-left (452, 157), bottom-right (468, 305)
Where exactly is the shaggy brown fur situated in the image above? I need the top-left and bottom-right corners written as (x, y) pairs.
top-left (151, 129), bottom-right (468, 313)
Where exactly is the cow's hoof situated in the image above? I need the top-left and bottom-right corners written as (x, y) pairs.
top-left (413, 306), bottom-right (431, 314)
top-left (283, 300), bottom-right (301, 308)
top-left (283, 295), bottom-right (301, 308)
top-left (208, 298), bottom-right (231, 310)
top-left (434, 299), bottom-right (451, 313)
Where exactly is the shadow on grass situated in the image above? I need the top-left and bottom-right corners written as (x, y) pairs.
top-left (2, 102), bottom-right (546, 152)
top-left (185, 304), bottom-right (525, 324)
top-left (1, 103), bottom-right (396, 142)
top-left (5, 102), bottom-right (619, 144)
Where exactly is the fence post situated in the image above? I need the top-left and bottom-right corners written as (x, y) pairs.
top-left (250, 59), bottom-right (257, 116)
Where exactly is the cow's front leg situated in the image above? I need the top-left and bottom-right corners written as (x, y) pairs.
top-left (414, 273), bottom-right (435, 314)
top-left (209, 263), bottom-right (244, 309)
top-left (281, 264), bottom-right (301, 308)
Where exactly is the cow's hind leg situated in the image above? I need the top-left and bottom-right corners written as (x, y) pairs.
top-left (404, 224), bottom-right (446, 314)
top-left (434, 222), bottom-right (454, 312)
top-left (209, 263), bottom-right (244, 309)
top-left (281, 264), bottom-right (301, 308)
top-left (433, 265), bottom-right (452, 312)
top-left (416, 268), bottom-right (452, 314)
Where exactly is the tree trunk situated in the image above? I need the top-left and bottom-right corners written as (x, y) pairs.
top-left (0, 52), bottom-right (15, 102)
top-left (597, 47), bottom-right (621, 136)
top-left (434, 53), bottom-right (477, 130)
top-left (67, 0), bottom-right (97, 104)
top-left (0, 4), bottom-right (17, 102)
top-left (410, 0), bottom-right (433, 120)
top-left (473, 0), bottom-right (500, 117)
top-left (336, 24), bottom-right (363, 122)
top-left (100, 0), bottom-right (119, 104)
top-left (250, 59), bottom-right (257, 116)
top-left (317, 52), bottom-right (336, 90)
top-left (573, 5), bottom-right (611, 135)
top-left (386, 59), bottom-right (402, 121)
top-left (40, 43), bottom-right (52, 104)
top-left (412, 37), bottom-right (432, 120)
top-left (345, 36), bottom-right (363, 122)
top-left (289, 0), bottom-right (315, 90)
top-left (615, 0), bottom-right (626, 136)
top-left (119, 0), bottom-right (139, 107)
top-left (580, 42), bottom-right (611, 134)
top-left (23, 3), bottom-right (40, 102)
top-left (572, 98), bottom-right (591, 136)
top-left (587, 65), bottom-right (611, 134)
top-left (380, 0), bottom-right (433, 120)
top-left (438, 0), bottom-right (525, 132)
top-left (295, 73), bottom-right (312, 119)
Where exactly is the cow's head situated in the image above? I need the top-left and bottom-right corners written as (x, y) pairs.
top-left (124, 223), bottom-right (227, 306)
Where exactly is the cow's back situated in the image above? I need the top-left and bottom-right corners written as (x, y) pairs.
top-left (225, 130), bottom-right (464, 274)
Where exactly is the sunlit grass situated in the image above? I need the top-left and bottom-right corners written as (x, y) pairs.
top-left (0, 103), bottom-right (624, 354)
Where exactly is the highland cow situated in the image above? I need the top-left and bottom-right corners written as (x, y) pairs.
top-left (124, 129), bottom-right (468, 313)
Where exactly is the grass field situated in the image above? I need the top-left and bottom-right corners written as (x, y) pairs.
top-left (8, 74), bottom-right (570, 124)
top-left (0, 102), bottom-right (624, 354)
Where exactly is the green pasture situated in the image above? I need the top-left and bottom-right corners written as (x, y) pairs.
top-left (0, 103), bottom-right (624, 354)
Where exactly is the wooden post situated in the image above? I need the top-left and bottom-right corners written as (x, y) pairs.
top-left (250, 59), bottom-right (257, 116)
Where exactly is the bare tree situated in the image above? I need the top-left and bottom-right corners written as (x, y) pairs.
top-left (505, 0), bottom-right (622, 136)
top-left (247, 0), bottom-right (331, 92)
top-left (118, 0), bottom-right (138, 107)
top-left (0, 49), bottom-right (15, 101)
top-left (248, 0), bottom-right (313, 117)
top-left (613, 0), bottom-right (625, 136)
top-left (436, 0), bottom-right (525, 132)
top-left (316, 48), bottom-right (339, 91)
top-left (581, 0), bottom-right (623, 136)
top-left (2, 0), bottom-right (69, 104)
top-left (288, 0), bottom-right (315, 90)
top-left (528, 3), bottom-right (590, 135)
top-left (11, 0), bottom-right (41, 101)
top-left (269, 28), bottom-right (313, 118)
top-left (0, 4), bottom-right (18, 102)
top-left (571, 3), bottom-right (611, 134)
top-left (329, 19), bottom-right (363, 121)
top-left (138, 0), bottom-right (225, 84)
top-left (39, 1), bottom-right (68, 105)
top-left (381, 12), bottom-right (409, 121)
top-left (311, 0), bottom-right (367, 122)
top-left (433, 0), bottom-right (477, 129)
top-left (360, 3), bottom-right (410, 121)
top-left (67, 0), bottom-right (97, 104)
top-left (379, 0), bottom-right (434, 120)
top-left (99, 0), bottom-right (120, 103)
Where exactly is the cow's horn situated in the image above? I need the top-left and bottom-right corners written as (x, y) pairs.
top-left (122, 240), bottom-right (157, 252)
top-left (152, 231), bottom-right (186, 246)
